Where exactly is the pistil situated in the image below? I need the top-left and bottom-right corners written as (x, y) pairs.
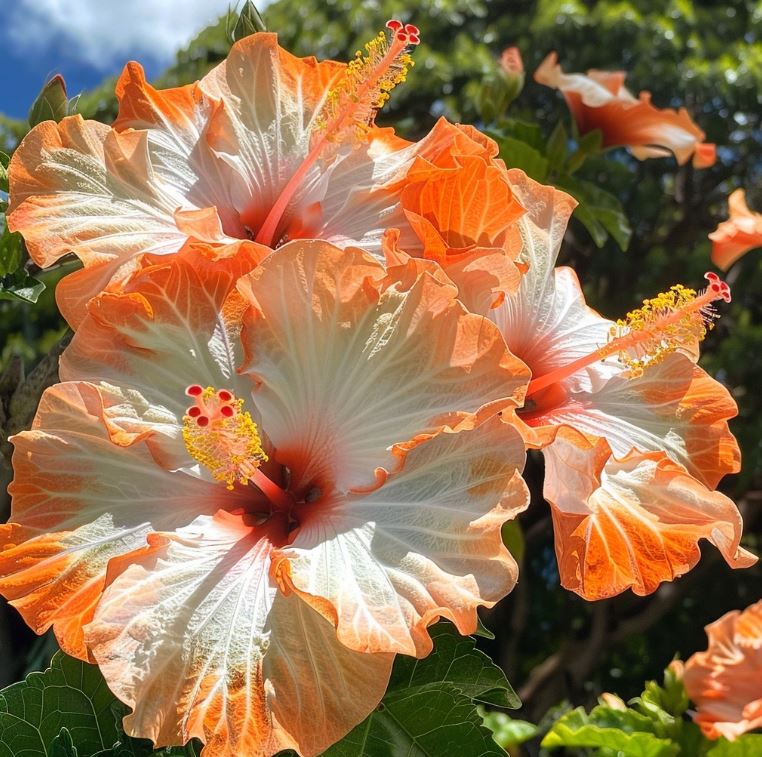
top-left (254, 20), bottom-right (420, 247)
top-left (525, 272), bottom-right (731, 398)
top-left (182, 385), bottom-right (292, 511)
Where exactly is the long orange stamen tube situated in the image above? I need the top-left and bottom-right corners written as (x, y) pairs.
top-left (525, 272), bottom-right (731, 398)
top-left (182, 385), bottom-right (292, 510)
top-left (254, 20), bottom-right (419, 247)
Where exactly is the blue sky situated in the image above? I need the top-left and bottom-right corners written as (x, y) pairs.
top-left (0, 0), bottom-right (234, 119)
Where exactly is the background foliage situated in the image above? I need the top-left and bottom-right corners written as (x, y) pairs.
top-left (1, 0), bottom-right (760, 754)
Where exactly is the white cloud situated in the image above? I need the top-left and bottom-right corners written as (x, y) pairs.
top-left (6, 0), bottom-right (239, 71)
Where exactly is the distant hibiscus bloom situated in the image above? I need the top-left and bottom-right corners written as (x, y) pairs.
top-left (535, 52), bottom-right (716, 168)
top-left (710, 189), bottom-right (762, 270)
top-left (486, 169), bottom-right (754, 599)
top-left (0, 241), bottom-right (529, 756)
top-left (8, 22), bottom-right (525, 327)
top-left (685, 599), bottom-right (762, 740)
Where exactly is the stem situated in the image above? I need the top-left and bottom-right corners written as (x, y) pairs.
top-left (250, 467), bottom-right (293, 512)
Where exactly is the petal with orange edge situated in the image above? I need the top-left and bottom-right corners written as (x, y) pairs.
top-left (237, 240), bottom-right (528, 493)
top-left (685, 600), bottom-right (762, 741)
top-left (0, 382), bottom-right (235, 658)
top-left (709, 189), bottom-right (762, 271)
top-left (85, 512), bottom-right (392, 757)
top-left (275, 415), bottom-right (528, 657)
top-left (534, 53), bottom-right (714, 167)
top-left (542, 352), bottom-right (740, 489)
top-left (543, 430), bottom-right (756, 600)
top-left (8, 117), bottom-right (191, 269)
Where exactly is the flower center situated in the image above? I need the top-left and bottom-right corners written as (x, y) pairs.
top-left (182, 385), bottom-right (293, 511)
top-left (254, 19), bottom-right (420, 248)
top-left (524, 272), bottom-right (731, 399)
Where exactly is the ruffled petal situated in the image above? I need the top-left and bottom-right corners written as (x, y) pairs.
top-left (709, 189), bottom-right (762, 271)
top-left (237, 240), bottom-right (528, 493)
top-left (685, 601), bottom-right (762, 740)
top-left (8, 117), bottom-right (189, 267)
top-left (535, 53), bottom-right (714, 166)
top-left (85, 512), bottom-right (392, 757)
top-left (274, 415), bottom-right (528, 656)
top-left (543, 430), bottom-right (756, 600)
top-left (543, 353), bottom-right (740, 488)
top-left (0, 382), bottom-right (232, 658)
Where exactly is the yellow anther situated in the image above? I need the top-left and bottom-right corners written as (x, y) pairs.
top-left (182, 385), bottom-right (267, 490)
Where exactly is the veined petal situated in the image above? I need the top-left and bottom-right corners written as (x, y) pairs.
top-left (709, 189), bottom-right (762, 271)
top-left (543, 430), bottom-right (756, 600)
top-left (685, 601), bottom-right (762, 741)
top-left (85, 512), bottom-right (392, 757)
top-left (274, 416), bottom-right (528, 656)
top-left (60, 243), bottom-right (264, 430)
top-left (114, 62), bottom-right (245, 239)
top-left (8, 117), bottom-right (189, 267)
top-left (237, 240), bottom-right (528, 493)
top-left (0, 382), bottom-right (233, 658)
top-left (543, 352), bottom-right (740, 489)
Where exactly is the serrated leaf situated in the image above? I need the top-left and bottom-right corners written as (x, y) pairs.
top-left (322, 623), bottom-right (517, 756)
top-left (708, 735), bottom-right (762, 756)
top-left (499, 136), bottom-right (549, 182)
top-left (541, 706), bottom-right (679, 756)
top-left (546, 121), bottom-right (568, 169)
top-left (28, 74), bottom-right (69, 126)
top-left (0, 651), bottom-right (124, 755)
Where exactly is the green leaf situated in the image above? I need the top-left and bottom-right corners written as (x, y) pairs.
top-left (557, 175), bottom-right (632, 250)
top-left (0, 151), bottom-right (9, 193)
top-left (0, 270), bottom-right (45, 303)
top-left (501, 520), bottom-right (525, 565)
top-left (541, 705), bottom-right (679, 756)
top-left (50, 728), bottom-right (79, 757)
top-left (232, 0), bottom-right (267, 40)
top-left (0, 218), bottom-right (24, 277)
top-left (546, 121), bottom-right (569, 169)
top-left (480, 709), bottom-right (538, 749)
top-left (322, 623), bottom-right (517, 756)
top-left (474, 616), bottom-right (496, 640)
top-left (708, 735), bottom-right (762, 756)
top-left (28, 74), bottom-right (69, 126)
top-left (0, 651), bottom-right (125, 755)
top-left (577, 129), bottom-right (603, 155)
top-left (499, 136), bottom-right (549, 182)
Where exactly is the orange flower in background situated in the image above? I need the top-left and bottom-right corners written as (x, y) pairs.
top-left (486, 168), bottom-right (755, 600)
top-left (685, 600), bottom-right (762, 741)
top-left (710, 189), bottom-right (762, 270)
top-left (0, 242), bottom-right (529, 755)
top-left (535, 52), bottom-right (716, 167)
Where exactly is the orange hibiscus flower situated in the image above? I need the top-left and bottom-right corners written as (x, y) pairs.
top-left (535, 52), bottom-right (716, 167)
top-left (685, 600), bottom-right (762, 740)
top-left (710, 189), bottom-right (762, 270)
top-left (0, 241), bottom-right (529, 756)
top-left (486, 169), bottom-right (755, 599)
top-left (8, 22), bottom-right (526, 328)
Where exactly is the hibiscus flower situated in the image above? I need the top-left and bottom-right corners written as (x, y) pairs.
top-left (685, 599), bottom-right (762, 740)
top-left (709, 189), bottom-right (762, 270)
top-left (8, 22), bottom-right (525, 327)
top-left (0, 241), bottom-right (529, 755)
top-left (534, 52), bottom-right (716, 167)
top-left (486, 169), bottom-right (755, 599)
